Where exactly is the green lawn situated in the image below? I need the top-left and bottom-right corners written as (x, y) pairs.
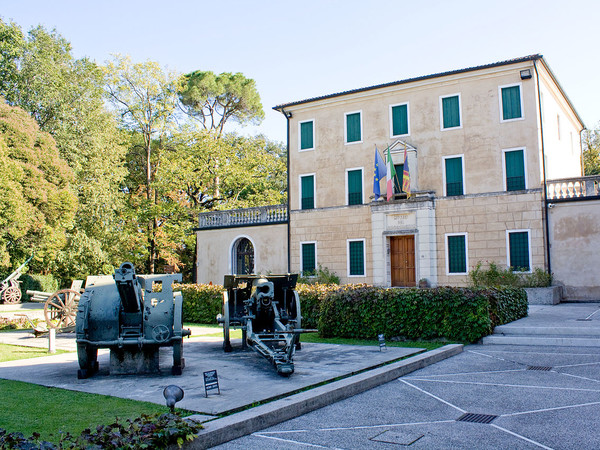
top-left (0, 379), bottom-right (185, 443)
top-left (299, 332), bottom-right (453, 350)
top-left (0, 343), bottom-right (69, 362)
top-left (0, 344), bottom-right (190, 443)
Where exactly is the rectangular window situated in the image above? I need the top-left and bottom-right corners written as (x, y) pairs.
top-left (500, 84), bottom-right (523, 121)
top-left (347, 168), bottom-right (363, 205)
top-left (504, 149), bottom-right (526, 191)
top-left (446, 233), bottom-right (468, 274)
top-left (390, 103), bottom-right (409, 136)
top-left (348, 239), bottom-right (365, 277)
top-left (345, 111), bottom-right (362, 143)
top-left (301, 242), bottom-right (316, 276)
top-left (440, 94), bottom-right (461, 129)
top-left (300, 174), bottom-right (314, 210)
top-left (299, 120), bottom-right (314, 150)
top-left (444, 156), bottom-right (464, 196)
top-left (508, 230), bottom-right (531, 272)
top-left (393, 163), bottom-right (404, 194)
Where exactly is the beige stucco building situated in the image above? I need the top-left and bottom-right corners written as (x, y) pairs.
top-left (196, 54), bottom-right (597, 296)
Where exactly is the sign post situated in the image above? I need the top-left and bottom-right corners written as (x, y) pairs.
top-left (378, 334), bottom-right (386, 352)
top-left (203, 370), bottom-right (220, 397)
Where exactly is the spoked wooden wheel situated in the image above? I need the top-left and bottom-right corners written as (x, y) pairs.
top-left (2, 286), bottom-right (21, 304)
top-left (44, 289), bottom-right (80, 329)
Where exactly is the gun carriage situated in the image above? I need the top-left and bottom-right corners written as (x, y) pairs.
top-left (218, 274), bottom-right (310, 376)
top-left (0, 254), bottom-right (34, 304)
top-left (75, 263), bottom-right (190, 379)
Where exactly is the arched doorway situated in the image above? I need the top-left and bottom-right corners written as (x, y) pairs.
top-left (233, 237), bottom-right (254, 274)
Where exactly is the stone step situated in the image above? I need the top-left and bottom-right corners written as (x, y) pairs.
top-left (482, 334), bottom-right (600, 347)
top-left (493, 325), bottom-right (600, 337)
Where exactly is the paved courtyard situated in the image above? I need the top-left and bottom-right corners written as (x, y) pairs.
top-left (215, 343), bottom-right (600, 449)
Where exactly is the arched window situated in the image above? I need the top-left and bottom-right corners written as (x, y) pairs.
top-left (234, 238), bottom-right (254, 274)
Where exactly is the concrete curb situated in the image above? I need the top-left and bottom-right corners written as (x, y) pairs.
top-left (184, 344), bottom-right (463, 449)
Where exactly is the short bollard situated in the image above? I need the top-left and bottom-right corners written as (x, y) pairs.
top-left (48, 328), bottom-right (56, 353)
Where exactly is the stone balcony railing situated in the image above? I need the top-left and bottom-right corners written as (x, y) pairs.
top-left (197, 204), bottom-right (288, 230)
top-left (546, 175), bottom-right (600, 201)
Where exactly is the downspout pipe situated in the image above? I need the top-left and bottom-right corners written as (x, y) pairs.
top-left (278, 107), bottom-right (292, 272)
top-left (534, 60), bottom-right (552, 277)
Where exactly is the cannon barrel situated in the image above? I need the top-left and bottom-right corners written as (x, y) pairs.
top-left (113, 262), bottom-right (142, 313)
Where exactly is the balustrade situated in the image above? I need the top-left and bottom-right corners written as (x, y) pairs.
top-left (546, 176), bottom-right (600, 200)
top-left (198, 204), bottom-right (288, 229)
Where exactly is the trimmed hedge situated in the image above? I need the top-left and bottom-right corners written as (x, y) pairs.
top-left (176, 283), bottom-right (222, 324)
top-left (317, 285), bottom-right (526, 343)
top-left (178, 282), bottom-right (527, 343)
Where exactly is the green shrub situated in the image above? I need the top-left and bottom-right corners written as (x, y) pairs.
top-left (470, 261), bottom-right (552, 288)
top-left (0, 412), bottom-right (201, 449)
top-left (298, 265), bottom-right (340, 285)
top-left (296, 283), bottom-right (341, 329)
top-left (177, 283), bottom-right (223, 324)
top-left (18, 274), bottom-right (59, 301)
top-left (317, 285), bottom-right (526, 343)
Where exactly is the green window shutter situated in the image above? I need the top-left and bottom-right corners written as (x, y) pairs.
top-left (391, 104), bottom-right (408, 136)
top-left (509, 231), bottom-right (530, 271)
top-left (301, 243), bottom-right (316, 275)
top-left (349, 241), bottom-right (365, 276)
top-left (502, 85), bottom-right (522, 120)
top-left (393, 164), bottom-right (404, 194)
top-left (505, 150), bottom-right (525, 191)
top-left (347, 169), bottom-right (362, 205)
top-left (447, 235), bottom-right (467, 273)
top-left (346, 112), bottom-right (361, 143)
top-left (445, 157), bottom-right (463, 196)
top-left (301, 175), bottom-right (314, 209)
top-left (300, 121), bottom-right (313, 150)
top-left (442, 96), bottom-right (460, 128)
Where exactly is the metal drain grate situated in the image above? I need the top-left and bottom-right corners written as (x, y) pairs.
top-left (527, 366), bottom-right (552, 371)
top-left (457, 413), bottom-right (497, 424)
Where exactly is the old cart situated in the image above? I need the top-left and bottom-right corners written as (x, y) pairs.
top-left (26, 280), bottom-right (83, 331)
top-left (0, 254), bottom-right (34, 304)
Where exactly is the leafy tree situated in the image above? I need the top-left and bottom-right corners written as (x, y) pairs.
top-left (179, 71), bottom-right (264, 137)
top-left (0, 101), bottom-right (77, 272)
top-left (0, 20), bottom-right (128, 279)
top-left (104, 55), bottom-right (180, 273)
top-left (583, 124), bottom-right (600, 175)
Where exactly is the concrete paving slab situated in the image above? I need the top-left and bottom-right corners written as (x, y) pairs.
top-left (216, 343), bottom-right (600, 449)
top-left (0, 337), bottom-right (423, 416)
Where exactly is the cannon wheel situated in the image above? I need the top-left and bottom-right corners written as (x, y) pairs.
top-left (222, 291), bottom-right (232, 352)
top-left (44, 289), bottom-right (80, 329)
top-left (171, 339), bottom-right (184, 375)
top-left (2, 286), bottom-right (21, 304)
top-left (77, 343), bottom-right (98, 379)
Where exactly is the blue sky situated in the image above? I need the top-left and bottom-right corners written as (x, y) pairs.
top-left (2, 0), bottom-right (599, 143)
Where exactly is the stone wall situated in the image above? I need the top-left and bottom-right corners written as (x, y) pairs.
top-left (435, 190), bottom-right (545, 286)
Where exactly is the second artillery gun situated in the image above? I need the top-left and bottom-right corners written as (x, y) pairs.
top-left (218, 274), bottom-right (312, 376)
top-left (75, 263), bottom-right (190, 379)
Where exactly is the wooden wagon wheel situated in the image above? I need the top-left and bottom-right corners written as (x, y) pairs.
top-left (44, 289), bottom-right (80, 329)
top-left (2, 286), bottom-right (21, 304)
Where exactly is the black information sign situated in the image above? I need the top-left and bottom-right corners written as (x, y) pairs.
top-left (378, 334), bottom-right (386, 351)
top-left (203, 370), bottom-right (220, 397)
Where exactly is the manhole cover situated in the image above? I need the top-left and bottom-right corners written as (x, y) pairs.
top-left (457, 413), bottom-right (497, 424)
top-left (370, 430), bottom-right (425, 445)
top-left (527, 366), bottom-right (552, 371)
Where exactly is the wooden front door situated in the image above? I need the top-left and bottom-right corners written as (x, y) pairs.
top-left (390, 235), bottom-right (416, 287)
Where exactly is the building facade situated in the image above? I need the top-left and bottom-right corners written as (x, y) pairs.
top-left (196, 55), bottom-right (586, 289)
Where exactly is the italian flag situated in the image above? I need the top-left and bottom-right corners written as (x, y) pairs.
top-left (386, 146), bottom-right (396, 201)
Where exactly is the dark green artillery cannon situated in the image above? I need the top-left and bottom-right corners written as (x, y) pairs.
top-left (218, 274), bottom-right (311, 376)
top-left (75, 263), bottom-right (190, 379)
